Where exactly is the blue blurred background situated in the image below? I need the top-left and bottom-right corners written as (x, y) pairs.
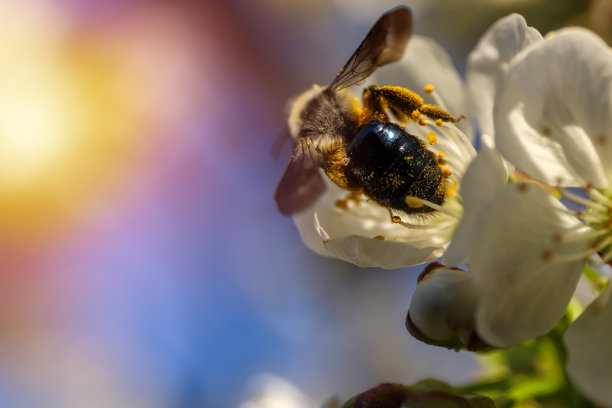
top-left (0, 0), bottom-right (602, 407)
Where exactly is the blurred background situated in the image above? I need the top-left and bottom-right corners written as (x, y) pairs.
top-left (0, 0), bottom-right (605, 407)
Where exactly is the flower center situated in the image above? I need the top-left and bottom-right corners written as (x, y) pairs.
top-left (584, 187), bottom-right (612, 263)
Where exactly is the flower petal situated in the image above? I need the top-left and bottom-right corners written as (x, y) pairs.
top-left (467, 13), bottom-right (542, 138)
top-left (444, 140), bottom-right (507, 266)
top-left (323, 235), bottom-right (443, 269)
top-left (565, 286), bottom-right (612, 407)
top-left (467, 183), bottom-right (592, 346)
top-left (371, 35), bottom-right (472, 138)
top-left (494, 28), bottom-right (612, 187)
top-left (294, 178), bottom-right (450, 268)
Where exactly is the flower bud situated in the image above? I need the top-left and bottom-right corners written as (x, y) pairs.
top-left (407, 263), bottom-right (487, 350)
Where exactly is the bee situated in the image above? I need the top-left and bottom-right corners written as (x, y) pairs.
top-left (274, 6), bottom-right (460, 215)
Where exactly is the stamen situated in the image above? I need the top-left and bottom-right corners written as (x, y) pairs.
top-left (437, 123), bottom-right (477, 158)
top-left (424, 84), bottom-right (435, 94)
top-left (418, 118), bottom-right (428, 126)
top-left (582, 212), bottom-right (610, 224)
top-left (405, 196), bottom-right (460, 219)
top-left (437, 156), bottom-right (467, 177)
top-left (562, 189), bottom-right (596, 208)
top-left (588, 187), bottom-right (612, 206)
top-left (387, 211), bottom-right (433, 229)
top-left (426, 88), bottom-right (450, 112)
top-left (594, 233), bottom-right (612, 252)
top-left (600, 249), bottom-right (612, 264)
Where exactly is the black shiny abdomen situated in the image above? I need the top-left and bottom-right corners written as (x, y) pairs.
top-left (346, 121), bottom-right (445, 213)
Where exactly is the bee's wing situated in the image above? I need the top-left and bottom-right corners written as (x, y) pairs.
top-left (274, 138), bottom-right (326, 215)
top-left (329, 6), bottom-right (412, 91)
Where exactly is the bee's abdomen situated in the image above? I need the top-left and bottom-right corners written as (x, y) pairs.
top-left (346, 121), bottom-right (445, 213)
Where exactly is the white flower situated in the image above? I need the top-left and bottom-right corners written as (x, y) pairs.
top-left (439, 13), bottom-right (612, 405)
top-left (293, 36), bottom-right (477, 269)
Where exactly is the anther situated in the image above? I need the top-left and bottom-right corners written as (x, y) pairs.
top-left (596, 134), bottom-right (607, 146)
top-left (517, 183), bottom-right (530, 193)
top-left (373, 235), bottom-right (385, 240)
top-left (551, 233), bottom-right (563, 244)
top-left (442, 167), bottom-right (452, 177)
top-left (427, 132), bottom-right (437, 145)
top-left (335, 199), bottom-right (348, 210)
top-left (446, 181), bottom-right (458, 198)
top-left (418, 118), bottom-right (428, 126)
top-left (540, 126), bottom-right (552, 137)
top-left (435, 119), bottom-right (444, 127)
top-left (424, 84), bottom-right (435, 94)
top-left (540, 249), bottom-right (553, 262)
top-left (405, 196), bottom-right (424, 208)
top-left (391, 215), bottom-right (402, 223)
top-left (411, 110), bottom-right (421, 120)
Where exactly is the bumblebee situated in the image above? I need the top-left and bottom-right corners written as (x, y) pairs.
top-left (275, 6), bottom-right (460, 215)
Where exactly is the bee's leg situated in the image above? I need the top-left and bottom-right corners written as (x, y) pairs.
top-left (419, 104), bottom-right (462, 123)
top-left (361, 86), bottom-right (390, 124)
top-left (372, 85), bottom-right (460, 123)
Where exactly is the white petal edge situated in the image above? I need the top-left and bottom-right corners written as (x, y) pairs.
top-left (565, 286), bottom-right (612, 407)
top-left (466, 13), bottom-right (542, 138)
top-left (494, 28), bottom-right (612, 187)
